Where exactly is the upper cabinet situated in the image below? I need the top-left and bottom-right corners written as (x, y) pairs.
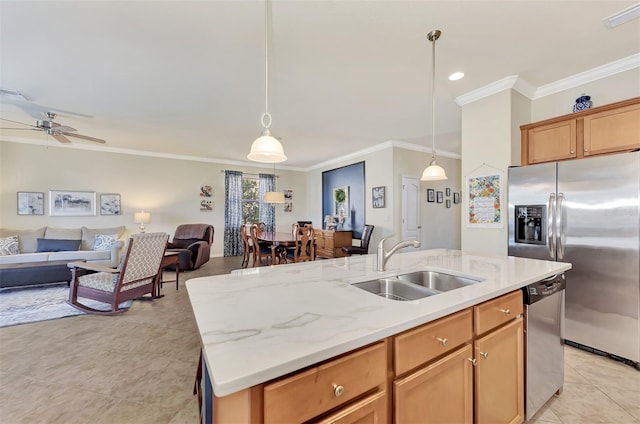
top-left (521, 97), bottom-right (640, 165)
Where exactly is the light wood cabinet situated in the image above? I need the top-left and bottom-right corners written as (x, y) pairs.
top-left (475, 318), bottom-right (524, 424)
top-left (314, 229), bottom-right (353, 259)
top-left (521, 97), bottom-right (640, 165)
top-left (315, 391), bottom-right (388, 424)
top-left (394, 344), bottom-right (474, 424)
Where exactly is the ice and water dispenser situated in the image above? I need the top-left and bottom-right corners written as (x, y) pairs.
top-left (514, 205), bottom-right (545, 244)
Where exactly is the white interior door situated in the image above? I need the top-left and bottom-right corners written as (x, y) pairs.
top-left (402, 176), bottom-right (421, 241)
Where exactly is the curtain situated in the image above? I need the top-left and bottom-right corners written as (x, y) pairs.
top-left (224, 170), bottom-right (243, 257)
top-left (259, 173), bottom-right (276, 233)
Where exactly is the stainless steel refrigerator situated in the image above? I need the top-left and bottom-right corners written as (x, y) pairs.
top-left (508, 151), bottom-right (640, 364)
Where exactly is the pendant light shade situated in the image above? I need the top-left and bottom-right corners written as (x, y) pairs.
top-left (247, 0), bottom-right (287, 163)
top-left (421, 29), bottom-right (448, 181)
top-left (264, 191), bottom-right (285, 203)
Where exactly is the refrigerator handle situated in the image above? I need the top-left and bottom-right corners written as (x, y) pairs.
top-left (547, 193), bottom-right (555, 259)
top-left (557, 193), bottom-right (565, 260)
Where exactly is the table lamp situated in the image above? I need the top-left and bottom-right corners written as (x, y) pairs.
top-left (134, 211), bottom-right (151, 233)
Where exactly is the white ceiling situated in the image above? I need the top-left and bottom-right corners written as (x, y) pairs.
top-left (1, 1), bottom-right (638, 169)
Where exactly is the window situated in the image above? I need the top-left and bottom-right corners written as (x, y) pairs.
top-left (242, 177), bottom-right (260, 223)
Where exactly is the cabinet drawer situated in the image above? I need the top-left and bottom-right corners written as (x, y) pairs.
top-left (474, 290), bottom-right (523, 335)
top-left (315, 391), bottom-right (387, 424)
top-left (394, 308), bottom-right (472, 375)
top-left (263, 341), bottom-right (386, 424)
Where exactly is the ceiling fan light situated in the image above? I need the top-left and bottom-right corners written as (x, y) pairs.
top-left (264, 191), bottom-right (285, 203)
top-left (247, 132), bottom-right (287, 163)
top-left (421, 159), bottom-right (448, 181)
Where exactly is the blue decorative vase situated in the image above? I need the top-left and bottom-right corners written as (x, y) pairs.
top-left (573, 95), bottom-right (592, 112)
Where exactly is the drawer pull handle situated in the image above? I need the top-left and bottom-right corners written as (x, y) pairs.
top-left (467, 358), bottom-right (477, 366)
top-left (499, 308), bottom-right (511, 315)
top-left (480, 351), bottom-right (489, 359)
top-left (332, 384), bottom-right (345, 397)
top-left (436, 337), bottom-right (448, 346)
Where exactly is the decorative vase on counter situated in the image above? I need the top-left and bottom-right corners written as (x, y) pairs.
top-left (573, 94), bottom-right (592, 112)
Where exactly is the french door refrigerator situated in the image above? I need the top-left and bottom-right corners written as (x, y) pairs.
top-left (508, 150), bottom-right (640, 364)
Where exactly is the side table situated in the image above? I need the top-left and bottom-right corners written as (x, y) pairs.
top-left (154, 251), bottom-right (180, 298)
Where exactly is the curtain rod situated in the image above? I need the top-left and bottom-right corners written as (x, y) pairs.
top-left (220, 170), bottom-right (279, 178)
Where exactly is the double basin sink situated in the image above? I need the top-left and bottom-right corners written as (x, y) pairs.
top-left (353, 270), bottom-right (482, 301)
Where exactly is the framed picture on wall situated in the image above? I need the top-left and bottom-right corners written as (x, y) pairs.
top-left (437, 191), bottom-right (443, 203)
top-left (454, 192), bottom-right (461, 204)
top-left (49, 190), bottom-right (96, 216)
top-left (427, 189), bottom-right (435, 203)
top-left (372, 186), bottom-right (385, 208)
top-left (446, 188), bottom-right (451, 197)
top-left (17, 192), bottom-right (44, 215)
top-left (446, 199), bottom-right (451, 208)
top-left (100, 193), bottom-right (121, 215)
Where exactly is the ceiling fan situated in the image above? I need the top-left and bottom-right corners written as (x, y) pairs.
top-left (0, 111), bottom-right (106, 144)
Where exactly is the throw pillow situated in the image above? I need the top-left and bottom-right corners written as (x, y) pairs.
top-left (35, 238), bottom-right (81, 253)
top-left (94, 234), bottom-right (117, 251)
top-left (0, 235), bottom-right (19, 255)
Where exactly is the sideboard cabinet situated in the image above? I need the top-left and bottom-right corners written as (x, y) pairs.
top-left (314, 229), bottom-right (352, 259)
top-left (521, 97), bottom-right (640, 165)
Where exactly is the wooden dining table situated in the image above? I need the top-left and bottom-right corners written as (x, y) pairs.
top-left (258, 232), bottom-right (296, 264)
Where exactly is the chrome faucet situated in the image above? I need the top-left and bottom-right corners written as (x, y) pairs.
top-left (376, 237), bottom-right (421, 272)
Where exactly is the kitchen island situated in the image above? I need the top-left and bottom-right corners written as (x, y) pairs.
top-left (187, 249), bottom-right (571, 423)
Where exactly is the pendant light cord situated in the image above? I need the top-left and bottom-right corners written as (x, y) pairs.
top-left (431, 31), bottom-right (437, 160)
top-left (262, 0), bottom-right (272, 129)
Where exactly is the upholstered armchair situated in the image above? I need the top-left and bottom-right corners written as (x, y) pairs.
top-left (166, 224), bottom-right (214, 271)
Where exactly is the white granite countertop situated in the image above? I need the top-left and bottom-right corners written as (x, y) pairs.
top-left (186, 249), bottom-right (571, 397)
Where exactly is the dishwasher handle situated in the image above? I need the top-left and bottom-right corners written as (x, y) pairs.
top-left (522, 274), bottom-right (566, 305)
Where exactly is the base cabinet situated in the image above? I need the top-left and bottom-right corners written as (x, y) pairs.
top-left (475, 318), bottom-right (524, 424)
top-left (394, 344), bottom-right (473, 424)
top-left (316, 391), bottom-right (388, 424)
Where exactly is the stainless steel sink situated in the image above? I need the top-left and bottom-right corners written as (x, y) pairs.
top-left (353, 278), bottom-right (438, 301)
top-left (396, 270), bottom-right (481, 292)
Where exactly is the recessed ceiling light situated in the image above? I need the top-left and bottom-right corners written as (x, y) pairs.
top-left (448, 72), bottom-right (464, 81)
top-left (603, 3), bottom-right (640, 28)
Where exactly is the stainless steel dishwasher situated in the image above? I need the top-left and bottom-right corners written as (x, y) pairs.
top-left (522, 273), bottom-right (566, 421)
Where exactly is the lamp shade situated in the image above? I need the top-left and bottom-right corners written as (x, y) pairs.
top-left (247, 132), bottom-right (287, 163)
top-left (421, 159), bottom-right (448, 181)
top-left (264, 191), bottom-right (285, 203)
top-left (134, 211), bottom-right (151, 224)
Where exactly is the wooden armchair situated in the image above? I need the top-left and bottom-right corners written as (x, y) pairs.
top-left (240, 224), bottom-right (254, 268)
top-left (287, 224), bottom-right (316, 263)
top-left (66, 232), bottom-right (169, 315)
top-left (250, 224), bottom-right (272, 267)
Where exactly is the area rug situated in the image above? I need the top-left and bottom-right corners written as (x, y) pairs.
top-left (0, 283), bottom-right (132, 328)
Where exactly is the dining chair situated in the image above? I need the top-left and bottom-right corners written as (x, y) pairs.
top-left (250, 224), bottom-right (272, 267)
top-left (342, 224), bottom-right (375, 256)
top-left (66, 232), bottom-right (169, 315)
top-left (240, 224), bottom-right (254, 268)
top-left (287, 224), bottom-right (315, 263)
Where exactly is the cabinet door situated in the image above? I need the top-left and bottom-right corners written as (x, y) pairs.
top-left (315, 391), bottom-right (387, 424)
top-left (583, 102), bottom-right (640, 156)
top-left (475, 318), bottom-right (524, 424)
top-left (394, 344), bottom-right (473, 424)
top-left (527, 120), bottom-right (577, 164)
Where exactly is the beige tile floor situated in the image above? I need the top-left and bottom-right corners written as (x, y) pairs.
top-left (1, 256), bottom-right (638, 423)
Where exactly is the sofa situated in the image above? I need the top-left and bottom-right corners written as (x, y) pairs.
top-left (0, 226), bottom-right (126, 288)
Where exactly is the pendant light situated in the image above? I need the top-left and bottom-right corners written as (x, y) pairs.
top-left (264, 164), bottom-right (285, 203)
top-left (247, 0), bottom-right (287, 163)
top-left (421, 29), bottom-right (448, 181)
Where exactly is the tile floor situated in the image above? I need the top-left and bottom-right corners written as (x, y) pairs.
top-left (1, 256), bottom-right (638, 423)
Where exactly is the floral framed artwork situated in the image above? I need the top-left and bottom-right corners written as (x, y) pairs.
top-left (17, 192), bottom-right (44, 215)
top-left (333, 186), bottom-right (349, 216)
top-left (372, 186), bottom-right (385, 208)
top-left (49, 190), bottom-right (96, 216)
top-left (427, 189), bottom-right (435, 203)
top-left (466, 172), bottom-right (503, 228)
top-left (284, 189), bottom-right (293, 212)
top-left (100, 193), bottom-right (121, 215)
top-left (200, 184), bottom-right (213, 197)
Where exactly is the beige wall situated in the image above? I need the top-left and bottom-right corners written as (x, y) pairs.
top-left (393, 147), bottom-right (461, 249)
top-left (0, 141), bottom-right (307, 257)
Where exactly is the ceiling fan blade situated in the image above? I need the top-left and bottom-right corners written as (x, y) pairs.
top-left (63, 132), bottom-right (106, 144)
top-left (52, 133), bottom-right (72, 144)
top-left (0, 117), bottom-right (38, 128)
top-left (56, 125), bottom-right (76, 132)
top-left (0, 127), bottom-right (42, 131)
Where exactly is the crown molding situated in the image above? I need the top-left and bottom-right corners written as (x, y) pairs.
top-left (455, 54), bottom-right (640, 106)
